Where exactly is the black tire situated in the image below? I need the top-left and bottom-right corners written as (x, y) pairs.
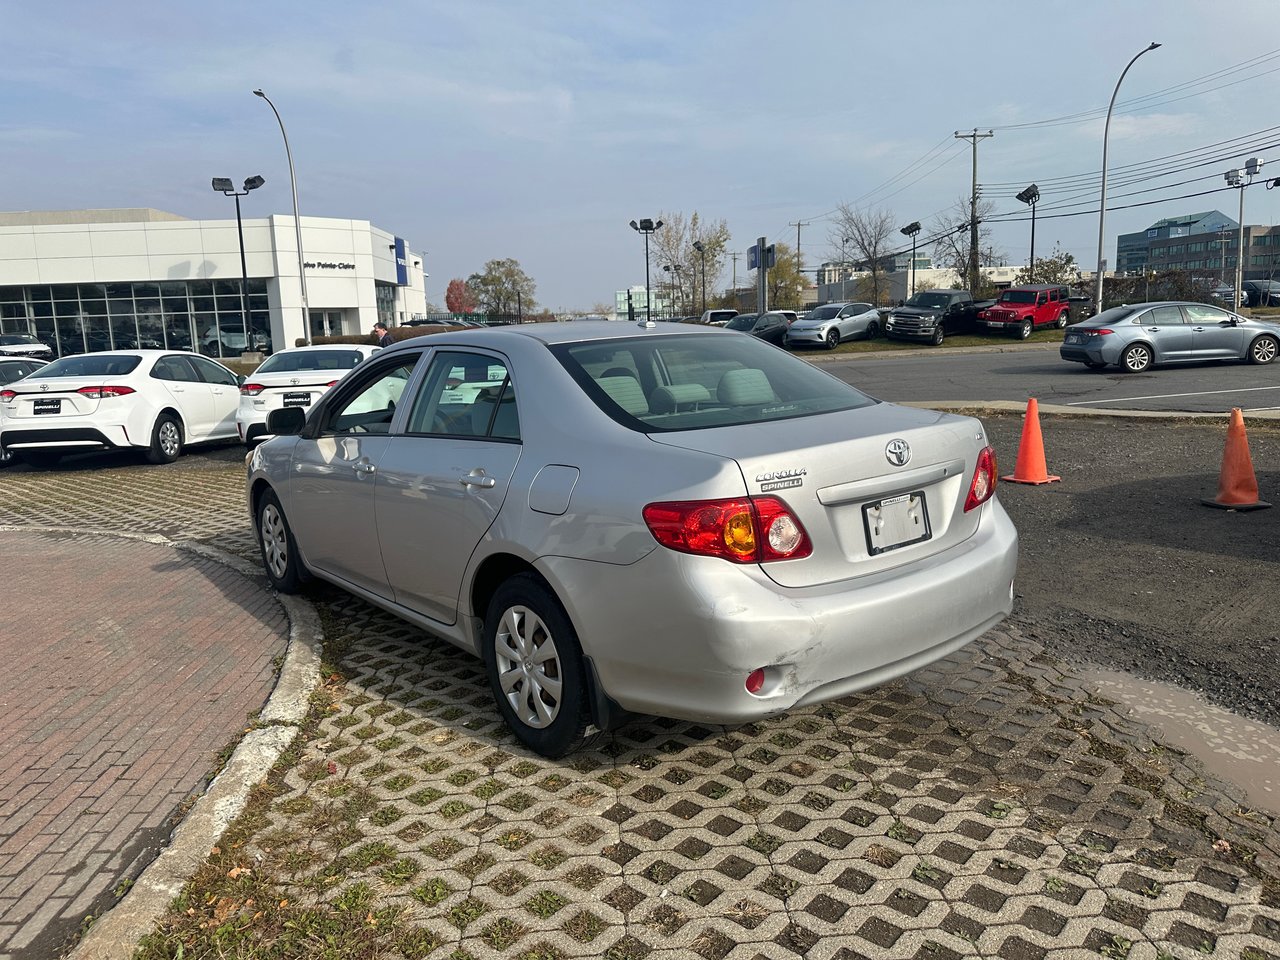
top-left (146, 414), bottom-right (183, 464)
top-left (256, 489), bottom-right (308, 593)
top-left (1055, 311), bottom-right (1069, 330)
top-left (20, 450), bottom-right (62, 469)
top-left (930, 326), bottom-right (944, 347)
top-left (1248, 335), bottom-right (1278, 365)
top-left (1121, 343), bottom-right (1153, 373)
top-left (483, 573), bottom-right (592, 758)
top-left (865, 319), bottom-right (881, 340)
top-left (1084, 360), bottom-right (1107, 370)
top-left (824, 328), bottom-right (840, 350)
top-left (1017, 319), bottom-right (1033, 340)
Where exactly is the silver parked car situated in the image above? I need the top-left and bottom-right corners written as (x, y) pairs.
top-left (1060, 301), bottom-right (1280, 372)
top-left (785, 302), bottom-right (882, 350)
top-left (247, 321), bottom-right (1017, 756)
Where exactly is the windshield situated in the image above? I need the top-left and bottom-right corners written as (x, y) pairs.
top-left (554, 333), bottom-right (876, 433)
top-left (905, 293), bottom-right (952, 309)
top-left (725, 315), bottom-right (758, 331)
top-left (0, 335), bottom-right (42, 346)
top-left (258, 350), bottom-right (366, 373)
top-left (35, 355), bottom-right (143, 378)
top-left (999, 291), bottom-right (1037, 303)
top-left (807, 306), bottom-right (841, 321)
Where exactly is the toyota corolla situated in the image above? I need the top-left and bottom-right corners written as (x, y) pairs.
top-left (247, 321), bottom-right (1018, 756)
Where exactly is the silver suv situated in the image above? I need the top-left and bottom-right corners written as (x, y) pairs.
top-left (785, 302), bottom-right (881, 350)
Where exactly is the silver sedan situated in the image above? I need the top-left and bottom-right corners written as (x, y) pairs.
top-left (248, 321), bottom-right (1017, 756)
top-left (785, 302), bottom-right (882, 350)
top-left (1061, 300), bottom-right (1280, 372)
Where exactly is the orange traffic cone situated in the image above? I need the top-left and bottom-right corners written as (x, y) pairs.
top-left (1001, 398), bottom-right (1060, 485)
top-left (1202, 408), bottom-right (1271, 511)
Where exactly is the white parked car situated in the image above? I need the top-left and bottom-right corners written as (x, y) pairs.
top-left (237, 344), bottom-right (381, 445)
top-left (0, 351), bottom-right (242, 468)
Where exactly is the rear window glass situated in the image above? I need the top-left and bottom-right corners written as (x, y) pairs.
top-left (257, 350), bottom-right (367, 373)
top-left (1088, 305), bottom-right (1143, 326)
top-left (36, 355), bottom-right (143, 377)
top-left (553, 333), bottom-right (876, 432)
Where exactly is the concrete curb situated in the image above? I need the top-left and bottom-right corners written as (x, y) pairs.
top-left (4, 530), bottom-right (327, 960)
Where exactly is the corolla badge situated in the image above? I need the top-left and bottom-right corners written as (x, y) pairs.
top-left (756, 466), bottom-right (806, 492)
top-left (885, 438), bottom-right (911, 466)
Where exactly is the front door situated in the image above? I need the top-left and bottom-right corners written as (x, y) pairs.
top-left (188, 355), bottom-right (241, 439)
top-left (374, 349), bottom-right (522, 624)
top-left (287, 352), bottom-right (423, 597)
top-left (1184, 303), bottom-right (1247, 359)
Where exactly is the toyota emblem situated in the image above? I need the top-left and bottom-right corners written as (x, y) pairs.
top-left (290, 377), bottom-right (300, 385)
top-left (40, 383), bottom-right (49, 392)
top-left (885, 438), bottom-right (911, 466)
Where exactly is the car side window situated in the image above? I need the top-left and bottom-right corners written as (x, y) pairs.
top-left (189, 356), bottom-right (238, 386)
top-left (1184, 304), bottom-right (1231, 324)
top-left (324, 358), bottom-right (419, 435)
top-left (405, 351), bottom-right (519, 441)
top-left (152, 356), bottom-right (200, 382)
top-left (1145, 306), bottom-right (1186, 325)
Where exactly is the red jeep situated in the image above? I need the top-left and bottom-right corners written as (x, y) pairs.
top-left (980, 284), bottom-right (1071, 339)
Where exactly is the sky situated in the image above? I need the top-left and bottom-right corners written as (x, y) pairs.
top-left (4, 0), bottom-right (1280, 311)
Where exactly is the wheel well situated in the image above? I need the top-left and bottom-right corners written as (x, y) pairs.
top-left (156, 407), bottom-right (184, 431)
top-left (470, 553), bottom-right (539, 622)
top-left (248, 478), bottom-right (275, 525)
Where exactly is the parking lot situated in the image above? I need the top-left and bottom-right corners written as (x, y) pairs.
top-left (2, 414), bottom-right (1280, 959)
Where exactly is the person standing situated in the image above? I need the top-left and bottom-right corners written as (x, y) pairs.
top-left (372, 322), bottom-right (394, 347)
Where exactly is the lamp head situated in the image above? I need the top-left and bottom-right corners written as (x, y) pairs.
top-left (1245, 157), bottom-right (1264, 177)
top-left (243, 175), bottom-right (265, 191)
top-left (629, 219), bottom-right (639, 231)
top-left (1147, 42), bottom-right (1161, 51)
top-left (211, 177), bottom-right (234, 193)
top-left (654, 219), bottom-right (663, 230)
top-left (1226, 169), bottom-right (1243, 186)
top-left (1015, 184), bottom-right (1039, 205)
top-left (253, 89), bottom-right (266, 98)
top-left (693, 240), bottom-right (704, 253)
top-left (899, 221), bottom-right (921, 237)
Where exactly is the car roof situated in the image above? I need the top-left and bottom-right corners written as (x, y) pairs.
top-left (375, 319), bottom-right (737, 351)
top-left (273, 343), bottom-right (379, 353)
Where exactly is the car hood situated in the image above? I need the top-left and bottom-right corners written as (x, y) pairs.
top-left (647, 402), bottom-right (987, 589)
top-left (891, 306), bottom-right (943, 317)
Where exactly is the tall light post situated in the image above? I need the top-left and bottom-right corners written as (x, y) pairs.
top-left (253, 89), bottom-right (311, 344)
top-left (629, 218), bottom-right (663, 322)
top-left (211, 175), bottom-right (265, 346)
top-left (840, 236), bottom-right (851, 299)
top-left (899, 222), bottom-right (921, 298)
top-left (1016, 184), bottom-right (1040, 282)
top-left (692, 240), bottom-right (707, 315)
top-left (1094, 42), bottom-right (1161, 316)
top-left (1225, 157), bottom-right (1265, 312)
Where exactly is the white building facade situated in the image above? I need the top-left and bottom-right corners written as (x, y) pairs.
top-left (0, 209), bottom-right (427, 358)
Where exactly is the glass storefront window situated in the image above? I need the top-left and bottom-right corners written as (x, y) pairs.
top-left (51, 284), bottom-right (78, 300)
top-left (105, 283), bottom-right (133, 300)
top-left (81, 299), bottom-right (107, 316)
top-left (111, 314), bottom-right (139, 349)
top-left (78, 283), bottom-right (106, 299)
top-left (57, 316), bottom-right (85, 355)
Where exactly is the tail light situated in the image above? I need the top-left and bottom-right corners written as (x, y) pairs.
top-left (326, 380), bottom-right (341, 387)
top-left (642, 496), bottom-right (812, 563)
top-left (1080, 328), bottom-right (1113, 337)
top-left (240, 382), bottom-right (265, 396)
top-left (0, 390), bottom-right (16, 402)
top-left (964, 445), bottom-right (998, 512)
top-left (77, 385), bottom-right (136, 399)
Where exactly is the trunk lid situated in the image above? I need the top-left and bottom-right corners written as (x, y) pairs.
top-left (648, 404), bottom-right (988, 588)
top-left (0, 376), bottom-right (120, 418)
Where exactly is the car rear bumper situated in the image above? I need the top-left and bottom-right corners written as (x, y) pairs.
top-left (539, 500), bottom-right (1018, 724)
top-left (1060, 343), bottom-right (1106, 363)
top-left (1, 423), bottom-right (130, 451)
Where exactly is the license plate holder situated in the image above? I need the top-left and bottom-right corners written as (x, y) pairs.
top-left (863, 491), bottom-right (931, 556)
top-left (282, 392), bottom-right (311, 407)
top-left (32, 397), bottom-right (61, 415)
top-left (1064, 334), bottom-right (1082, 344)
top-left (985, 320), bottom-right (1005, 328)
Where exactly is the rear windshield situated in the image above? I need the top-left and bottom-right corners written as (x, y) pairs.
top-left (999, 291), bottom-right (1037, 303)
top-left (553, 333), bottom-right (876, 432)
top-left (1087, 305), bottom-right (1143, 326)
top-left (36, 355), bottom-right (143, 377)
top-left (257, 350), bottom-right (366, 373)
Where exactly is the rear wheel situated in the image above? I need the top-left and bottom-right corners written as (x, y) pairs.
top-left (824, 328), bottom-right (840, 350)
top-left (483, 573), bottom-right (593, 758)
top-left (146, 414), bottom-right (183, 464)
top-left (257, 490), bottom-right (308, 593)
top-left (1121, 343), bottom-right (1152, 373)
top-left (930, 326), bottom-right (944, 346)
top-left (20, 450), bottom-right (62, 469)
top-left (1248, 334), bottom-right (1278, 365)
top-left (1017, 319), bottom-right (1033, 340)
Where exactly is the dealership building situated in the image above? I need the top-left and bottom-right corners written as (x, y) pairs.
top-left (0, 208), bottom-right (427, 358)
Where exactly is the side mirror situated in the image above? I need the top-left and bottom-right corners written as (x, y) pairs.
top-left (237, 374), bottom-right (247, 386)
top-left (267, 406), bottom-right (306, 436)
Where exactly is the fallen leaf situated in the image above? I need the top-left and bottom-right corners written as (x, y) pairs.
top-left (327, 761), bottom-right (338, 775)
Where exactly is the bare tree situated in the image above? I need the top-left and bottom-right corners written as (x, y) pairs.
top-left (830, 205), bottom-right (896, 305)
top-left (930, 196), bottom-right (1005, 293)
top-left (652, 211), bottom-right (731, 314)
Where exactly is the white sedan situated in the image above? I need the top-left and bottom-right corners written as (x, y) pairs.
top-left (237, 344), bottom-right (380, 445)
top-left (0, 350), bottom-right (241, 468)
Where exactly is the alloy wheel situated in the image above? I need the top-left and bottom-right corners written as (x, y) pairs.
top-left (159, 420), bottom-right (181, 458)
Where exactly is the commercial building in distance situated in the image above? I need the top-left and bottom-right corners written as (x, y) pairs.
top-left (0, 208), bottom-right (426, 357)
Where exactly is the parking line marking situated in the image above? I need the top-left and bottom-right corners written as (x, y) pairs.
top-left (1066, 384), bottom-right (1280, 406)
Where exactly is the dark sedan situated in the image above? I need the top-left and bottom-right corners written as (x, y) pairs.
top-left (724, 311), bottom-right (790, 346)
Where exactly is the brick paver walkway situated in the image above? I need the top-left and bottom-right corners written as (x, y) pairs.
top-left (0, 530), bottom-right (287, 959)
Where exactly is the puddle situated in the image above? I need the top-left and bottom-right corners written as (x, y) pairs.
top-left (1083, 667), bottom-right (1280, 816)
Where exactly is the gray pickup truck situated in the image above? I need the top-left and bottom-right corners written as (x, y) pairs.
top-left (885, 290), bottom-right (990, 346)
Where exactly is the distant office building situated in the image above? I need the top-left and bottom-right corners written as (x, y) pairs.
top-left (615, 285), bottom-right (670, 320)
top-left (0, 208), bottom-right (426, 358)
top-left (1115, 210), bottom-right (1237, 276)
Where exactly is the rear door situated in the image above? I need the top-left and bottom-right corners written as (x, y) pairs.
top-left (151, 355), bottom-right (216, 437)
top-left (1139, 305), bottom-right (1194, 361)
top-left (374, 349), bottom-right (522, 624)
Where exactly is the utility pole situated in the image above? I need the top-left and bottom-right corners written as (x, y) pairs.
top-left (788, 219), bottom-right (811, 280)
top-left (955, 129), bottom-right (993, 293)
top-left (730, 251), bottom-right (741, 302)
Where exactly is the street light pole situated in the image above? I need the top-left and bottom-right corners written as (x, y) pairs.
top-left (1016, 184), bottom-right (1040, 283)
top-left (692, 240), bottom-right (707, 315)
top-left (899, 222), bottom-right (921, 298)
top-left (1094, 42), bottom-right (1161, 316)
top-left (1225, 157), bottom-right (1265, 313)
top-left (212, 176), bottom-right (265, 350)
top-left (629, 218), bottom-right (663, 323)
top-left (253, 89), bottom-right (311, 344)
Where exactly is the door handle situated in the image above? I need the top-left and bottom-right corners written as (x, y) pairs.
top-left (353, 461), bottom-right (376, 476)
top-left (461, 472), bottom-right (496, 488)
